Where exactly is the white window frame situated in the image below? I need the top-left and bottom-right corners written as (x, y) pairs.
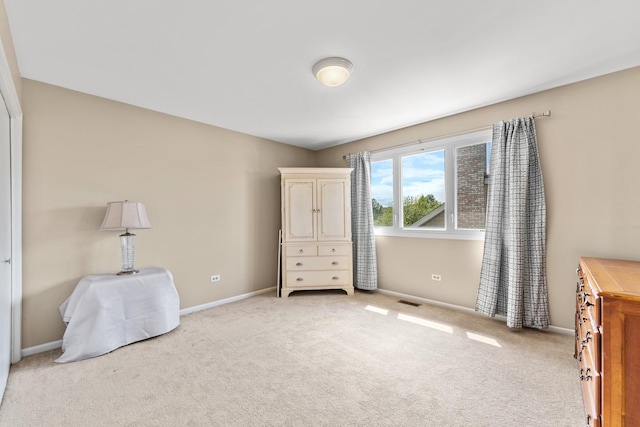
top-left (371, 129), bottom-right (491, 240)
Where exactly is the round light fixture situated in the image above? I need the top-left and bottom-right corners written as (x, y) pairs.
top-left (312, 57), bottom-right (353, 87)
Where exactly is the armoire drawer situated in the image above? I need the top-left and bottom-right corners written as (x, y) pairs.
top-left (318, 244), bottom-right (351, 256)
top-left (285, 245), bottom-right (318, 257)
top-left (286, 270), bottom-right (350, 287)
top-left (285, 256), bottom-right (349, 271)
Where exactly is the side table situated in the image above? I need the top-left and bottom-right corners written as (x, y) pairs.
top-left (56, 267), bottom-right (180, 363)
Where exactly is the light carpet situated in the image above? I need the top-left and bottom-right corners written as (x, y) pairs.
top-left (0, 290), bottom-right (584, 426)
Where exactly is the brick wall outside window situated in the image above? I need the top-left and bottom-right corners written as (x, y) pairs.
top-left (456, 144), bottom-right (487, 229)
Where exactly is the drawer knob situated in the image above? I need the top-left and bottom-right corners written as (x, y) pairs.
top-left (299, 249), bottom-right (304, 253)
top-left (331, 248), bottom-right (336, 252)
top-left (332, 261), bottom-right (339, 265)
top-left (332, 276), bottom-right (339, 280)
top-left (296, 262), bottom-right (303, 266)
top-left (296, 277), bottom-right (304, 281)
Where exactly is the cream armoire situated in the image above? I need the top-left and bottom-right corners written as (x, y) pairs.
top-left (278, 168), bottom-right (354, 297)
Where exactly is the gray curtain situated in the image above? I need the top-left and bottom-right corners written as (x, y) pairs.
top-left (475, 117), bottom-right (549, 329)
top-left (346, 152), bottom-right (378, 290)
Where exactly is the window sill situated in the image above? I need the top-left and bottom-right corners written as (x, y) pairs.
top-left (373, 228), bottom-right (485, 241)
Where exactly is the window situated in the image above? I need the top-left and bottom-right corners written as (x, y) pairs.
top-left (370, 129), bottom-right (491, 239)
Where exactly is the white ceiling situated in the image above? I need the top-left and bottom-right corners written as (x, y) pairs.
top-left (5, 1), bottom-right (640, 150)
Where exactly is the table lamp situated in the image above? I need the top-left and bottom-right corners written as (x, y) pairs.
top-left (100, 200), bottom-right (152, 275)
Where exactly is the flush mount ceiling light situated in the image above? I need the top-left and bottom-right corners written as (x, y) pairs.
top-left (312, 57), bottom-right (353, 87)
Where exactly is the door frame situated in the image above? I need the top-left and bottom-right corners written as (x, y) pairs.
top-left (0, 39), bottom-right (23, 364)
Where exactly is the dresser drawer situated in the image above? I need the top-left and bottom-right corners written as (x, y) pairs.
top-left (285, 245), bottom-right (318, 257)
top-left (285, 256), bottom-right (349, 271)
top-left (578, 312), bottom-right (600, 369)
top-left (580, 354), bottom-right (601, 427)
top-left (286, 270), bottom-right (351, 287)
top-left (581, 278), bottom-right (600, 326)
top-left (318, 244), bottom-right (351, 256)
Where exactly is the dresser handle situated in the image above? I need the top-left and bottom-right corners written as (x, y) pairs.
top-left (299, 249), bottom-right (304, 253)
top-left (331, 248), bottom-right (336, 252)
top-left (332, 261), bottom-right (339, 265)
top-left (296, 278), bottom-right (304, 281)
top-left (332, 276), bottom-right (339, 280)
top-left (584, 301), bottom-right (594, 308)
top-left (296, 262), bottom-right (303, 266)
top-left (580, 367), bottom-right (592, 381)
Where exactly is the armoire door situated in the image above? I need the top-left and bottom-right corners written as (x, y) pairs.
top-left (0, 93), bottom-right (12, 399)
top-left (317, 178), bottom-right (350, 241)
top-left (283, 179), bottom-right (316, 242)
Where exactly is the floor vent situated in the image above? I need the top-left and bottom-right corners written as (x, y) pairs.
top-left (397, 299), bottom-right (421, 307)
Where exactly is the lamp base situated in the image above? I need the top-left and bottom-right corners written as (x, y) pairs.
top-left (119, 232), bottom-right (138, 275)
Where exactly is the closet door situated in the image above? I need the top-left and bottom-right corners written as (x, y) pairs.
top-left (0, 94), bottom-right (11, 398)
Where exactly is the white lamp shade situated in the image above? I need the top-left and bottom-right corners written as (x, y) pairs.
top-left (100, 201), bottom-right (152, 231)
top-left (312, 57), bottom-right (353, 87)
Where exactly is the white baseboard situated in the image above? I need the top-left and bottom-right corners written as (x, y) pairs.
top-left (20, 286), bottom-right (278, 358)
top-left (376, 288), bottom-right (573, 335)
top-left (21, 340), bottom-right (63, 358)
top-left (21, 285), bottom-right (570, 358)
top-left (179, 286), bottom-right (276, 316)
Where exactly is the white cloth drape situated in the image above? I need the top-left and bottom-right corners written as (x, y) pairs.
top-left (346, 152), bottom-right (378, 290)
top-left (57, 267), bottom-right (180, 362)
top-left (475, 117), bottom-right (549, 329)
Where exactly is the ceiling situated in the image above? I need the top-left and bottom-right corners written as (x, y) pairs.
top-left (5, 1), bottom-right (640, 151)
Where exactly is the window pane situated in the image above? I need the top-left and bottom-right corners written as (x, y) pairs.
top-left (401, 150), bottom-right (445, 229)
top-left (456, 142), bottom-right (491, 229)
top-left (371, 159), bottom-right (394, 227)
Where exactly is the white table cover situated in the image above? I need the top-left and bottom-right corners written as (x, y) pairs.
top-left (57, 267), bottom-right (180, 363)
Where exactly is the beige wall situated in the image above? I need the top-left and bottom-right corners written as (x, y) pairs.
top-left (22, 80), bottom-right (316, 347)
top-left (317, 66), bottom-right (640, 330)
top-left (19, 64), bottom-right (640, 346)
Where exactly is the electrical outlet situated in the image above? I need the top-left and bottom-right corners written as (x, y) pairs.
top-left (431, 274), bottom-right (442, 281)
top-left (210, 275), bottom-right (221, 283)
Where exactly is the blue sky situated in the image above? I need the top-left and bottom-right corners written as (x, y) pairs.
top-left (371, 150), bottom-right (445, 207)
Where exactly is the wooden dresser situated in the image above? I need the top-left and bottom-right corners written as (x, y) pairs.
top-left (576, 257), bottom-right (640, 426)
top-left (278, 168), bottom-right (354, 298)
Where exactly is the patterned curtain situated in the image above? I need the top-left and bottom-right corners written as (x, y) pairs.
top-left (346, 152), bottom-right (378, 290)
top-left (475, 117), bottom-right (549, 329)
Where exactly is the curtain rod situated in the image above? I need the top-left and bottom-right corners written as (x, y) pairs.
top-left (343, 110), bottom-right (551, 159)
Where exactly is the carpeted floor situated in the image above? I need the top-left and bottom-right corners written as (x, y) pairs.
top-left (0, 289), bottom-right (584, 426)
